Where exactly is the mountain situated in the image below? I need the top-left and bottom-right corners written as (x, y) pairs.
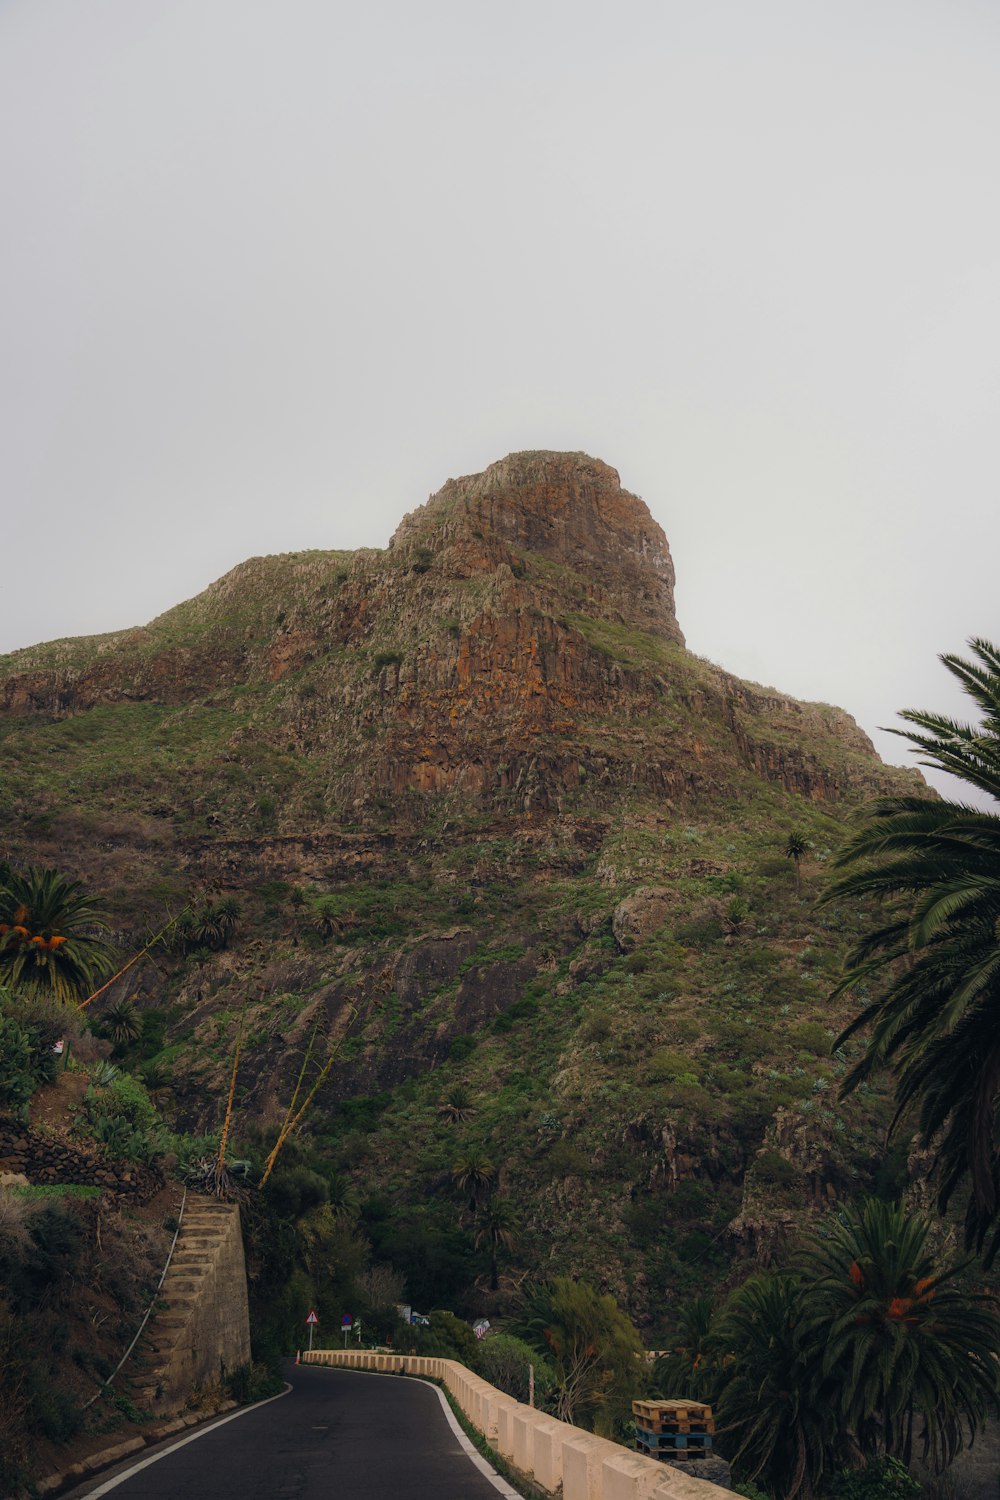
top-left (0, 451), bottom-right (924, 1331)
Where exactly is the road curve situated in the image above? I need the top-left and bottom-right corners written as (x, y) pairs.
top-left (66, 1362), bottom-right (514, 1500)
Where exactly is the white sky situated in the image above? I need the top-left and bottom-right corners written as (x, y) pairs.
top-left (1, 0), bottom-right (998, 794)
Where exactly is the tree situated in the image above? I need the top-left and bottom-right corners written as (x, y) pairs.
top-left (100, 998), bottom-right (143, 1047)
top-left (654, 1295), bottom-right (722, 1404)
top-left (821, 639), bottom-right (1000, 1258)
top-left (799, 1198), bottom-right (1000, 1471)
top-left (786, 831), bottom-right (809, 890)
top-left (0, 867), bottom-right (115, 1003)
top-left (715, 1272), bottom-right (836, 1500)
top-left (437, 1084), bottom-right (476, 1124)
top-left (474, 1195), bottom-right (518, 1291)
top-left (517, 1276), bottom-right (643, 1426)
top-left (451, 1151), bottom-right (496, 1213)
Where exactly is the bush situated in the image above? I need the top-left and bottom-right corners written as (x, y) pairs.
top-left (409, 1309), bottom-right (480, 1364)
top-left (828, 1459), bottom-right (921, 1500)
top-left (83, 1071), bottom-right (166, 1164)
top-left (476, 1332), bottom-right (557, 1406)
top-left (226, 1361), bottom-right (284, 1404)
top-left (0, 988), bottom-right (70, 1105)
top-left (0, 1015), bottom-right (35, 1109)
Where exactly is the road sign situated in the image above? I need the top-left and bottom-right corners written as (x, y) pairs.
top-left (306, 1310), bottom-right (319, 1325)
top-left (341, 1314), bottom-right (352, 1328)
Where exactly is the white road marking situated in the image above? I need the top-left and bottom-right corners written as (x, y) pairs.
top-left (77, 1383), bottom-right (293, 1497)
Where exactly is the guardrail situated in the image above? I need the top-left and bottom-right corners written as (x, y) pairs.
top-left (302, 1348), bottom-right (729, 1500)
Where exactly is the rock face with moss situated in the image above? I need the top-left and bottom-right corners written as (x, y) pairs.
top-left (0, 451), bottom-right (926, 1337)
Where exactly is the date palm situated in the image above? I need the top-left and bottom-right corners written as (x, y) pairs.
top-left (452, 1151), bottom-right (496, 1212)
top-left (786, 831), bottom-right (809, 890)
top-left (715, 1272), bottom-right (836, 1500)
top-left (799, 1198), bottom-right (1000, 1471)
top-left (437, 1084), bottom-right (476, 1124)
top-left (101, 998), bottom-right (143, 1047)
top-left (822, 639), bottom-right (1000, 1258)
top-left (0, 866), bottom-right (115, 1003)
top-left (474, 1195), bottom-right (518, 1291)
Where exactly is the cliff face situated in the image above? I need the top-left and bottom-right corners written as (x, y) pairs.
top-left (391, 451), bottom-right (684, 645)
top-left (0, 451), bottom-right (926, 1332)
top-left (0, 450), bottom-right (918, 823)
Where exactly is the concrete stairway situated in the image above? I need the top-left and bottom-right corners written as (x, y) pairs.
top-left (131, 1198), bottom-right (251, 1412)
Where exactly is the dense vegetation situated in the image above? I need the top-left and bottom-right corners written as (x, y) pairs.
top-left (3, 482), bottom-right (1000, 1498)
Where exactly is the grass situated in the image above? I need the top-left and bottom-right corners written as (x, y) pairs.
top-left (7, 1184), bottom-right (102, 1200)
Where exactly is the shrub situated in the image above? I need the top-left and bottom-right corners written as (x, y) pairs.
top-left (0, 1015), bottom-right (35, 1109)
top-left (828, 1459), bottom-right (921, 1500)
top-left (476, 1332), bottom-right (558, 1407)
top-left (409, 1309), bottom-right (479, 1363)
top-left (83, 1071), bottom-right (166, 1164)
top-left (0, 988), bottom-right (68, 1103)
top-left (787, 1021), bottom-right (830, 1056)
top-left (647, 1049), bottom-right (699, 1084)
top-left (580, 1011), bottom-right (612, 1043)
top-left (448, 1035), bottom-right (478, 1062)
top-left (753, 1150), bottom-right (799, 1187)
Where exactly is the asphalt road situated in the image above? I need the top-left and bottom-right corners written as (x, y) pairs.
top-left (66, 1362), bottom-right (513, 1500)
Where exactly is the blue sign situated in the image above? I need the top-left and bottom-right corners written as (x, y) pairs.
top-left (341, 1314), bottom-right (352, 1328)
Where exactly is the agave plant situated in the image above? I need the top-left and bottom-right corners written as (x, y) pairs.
top-left (185, 1155), bottom-right (253, 1201)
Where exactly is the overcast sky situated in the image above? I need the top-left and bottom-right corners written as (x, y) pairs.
top-left (2, 0), bottom-right (998, 794)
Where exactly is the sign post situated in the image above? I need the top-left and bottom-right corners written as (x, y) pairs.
top-left (341, 1313), bottom-right (352, 1349)
top-left (305, 1308), bottom-right (319, 1352)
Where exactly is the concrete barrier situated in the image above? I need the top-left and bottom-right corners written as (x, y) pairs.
top-left (302, 1349), bottom-right (729, 1500)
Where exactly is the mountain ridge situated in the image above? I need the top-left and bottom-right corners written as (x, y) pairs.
top-left (0, 449), bottom-right (927, 1333)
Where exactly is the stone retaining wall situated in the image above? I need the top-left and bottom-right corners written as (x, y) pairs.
top-left (0, 1116), bottom-right (163, 1199)
top-left (303, 1349), bottom-right (729, 1500)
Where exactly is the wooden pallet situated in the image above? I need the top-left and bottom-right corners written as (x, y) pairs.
top-left (634, 1400), bottom-right (713, 1422)
top-left (635, 1443), bottom-right (711, 1463)
top-left (636, 1416), bottom-right (714, 1435)
top-left (635, 1431), bottom-right (713, 1451)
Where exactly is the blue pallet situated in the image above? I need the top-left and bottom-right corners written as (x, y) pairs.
top-left (635, 1430), bottom-right (713, 1451)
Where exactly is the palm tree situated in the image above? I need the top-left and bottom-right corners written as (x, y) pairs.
top-left (654, 1295), bottom-right (722, 1404)
top-left (799, 1198), bottom-right (1000, 1472)
top-left (0, 866), bottom-right (115, 1003)
top-left (715, 1272), bottom-right (836, 1500)
top-left (474, 1195), bottom-right (518, 1291)
top-left (821, 639), bottom-right (1000, 1258)
top-left (786, 831), bottom-right (809, 890)
top-left (437, 1084), bottom-right (476, 1124)
top-left (213, 897), bottom-right (241, 948)
top-left (100, 998), bottom-right (143, 1047)
top-left (452, 1151), bottom-right (496, 1212)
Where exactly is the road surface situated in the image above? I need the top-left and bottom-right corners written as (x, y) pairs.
top-left (66, 1361), bottom-right (515, 1499)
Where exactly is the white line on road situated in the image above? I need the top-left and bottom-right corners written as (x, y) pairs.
top-left (420, 1379), bottom-right (522, 1499)
top-left (76, 1383), bottom-right (293, 1497)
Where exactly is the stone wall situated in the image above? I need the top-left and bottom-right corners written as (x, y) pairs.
top-left (303, 1349), bottom-right (728, 1500)
top-left (137, 1199), bottom-right (251, 1410)
top-left (0, 1116), bottom-right (163, 1199)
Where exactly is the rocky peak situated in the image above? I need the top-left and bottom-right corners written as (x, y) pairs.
top-left (391, 450), bottom-right (684, 645)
